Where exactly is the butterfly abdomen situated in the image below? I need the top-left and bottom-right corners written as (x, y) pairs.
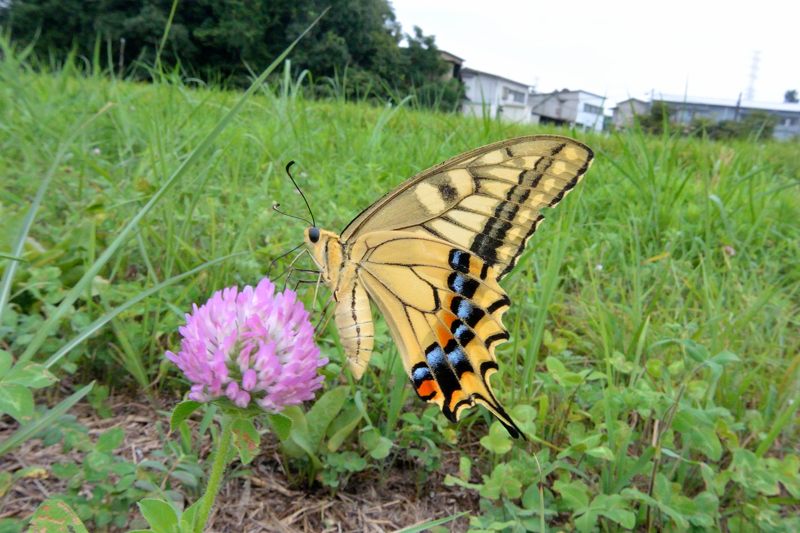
top-left (333, 271), bottom-right (374, 380)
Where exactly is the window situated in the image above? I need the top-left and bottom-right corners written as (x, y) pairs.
top-left (583, 103), bottom-right (603, 114)
top-left (503, 87), bottom-right (526, 103)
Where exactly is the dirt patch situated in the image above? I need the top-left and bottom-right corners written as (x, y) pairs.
top-left (0, 397), bottom-right (478, 531)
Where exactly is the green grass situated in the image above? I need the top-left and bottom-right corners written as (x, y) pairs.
top-left (2, 44), bottom-right (798, 531)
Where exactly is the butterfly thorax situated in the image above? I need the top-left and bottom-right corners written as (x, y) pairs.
top-left (305, 227), bottom-right (340, 287)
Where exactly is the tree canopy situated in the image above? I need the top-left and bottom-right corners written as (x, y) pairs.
top-left (0, 0), bottom-right (462, 109)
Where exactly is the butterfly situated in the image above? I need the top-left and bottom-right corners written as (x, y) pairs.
top-left (304, 135), bottom-right (593, 438)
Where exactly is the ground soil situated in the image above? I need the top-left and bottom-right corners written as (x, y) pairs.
top-left (0, 396), bottom-right (478, 532)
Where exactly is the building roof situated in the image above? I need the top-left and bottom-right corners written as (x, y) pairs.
top-left (656, 94), bottom-right (800, 114)
top-left (612, 97), bottom-right (649, 108)
top-left (531, 88), bottom-right (606, 100)
top-left (439, 50), bottom-right (465, 64)
top-left (461, 67), bottom-right (532, 89)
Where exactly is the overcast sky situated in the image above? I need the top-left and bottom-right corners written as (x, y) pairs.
top-left (391, 0), bottom-right (799, 110)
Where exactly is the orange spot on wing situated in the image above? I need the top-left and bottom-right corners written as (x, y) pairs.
top-left (442, 311), bottom-right (456, 328)
top-left (436, 324), bottom-right (451, 347)
top-left (417, 380), bottom-right (438, 398)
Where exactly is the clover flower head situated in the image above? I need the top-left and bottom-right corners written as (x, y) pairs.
top-left (166, 278), bottom-right (326, 412)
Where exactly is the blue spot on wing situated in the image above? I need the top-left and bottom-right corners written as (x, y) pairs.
top-left (412, 366), bottom-right (432, 384)
top-left (457, 299), bottom-right (473, 319)
top-left (448, 249), bottom-right (471, 273)
top-left (452, 274), bottom-right (465, 294)
top-left (447, 345), bottom-right (473, 375)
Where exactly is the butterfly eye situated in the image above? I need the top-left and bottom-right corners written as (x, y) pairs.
top-left (308, 227), bottom-right (320, 243)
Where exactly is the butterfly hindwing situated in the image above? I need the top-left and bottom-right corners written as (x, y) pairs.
top-left (353, 231), bottom-right (522, 437)
top-left (340, 135), bottom-right (593, 279)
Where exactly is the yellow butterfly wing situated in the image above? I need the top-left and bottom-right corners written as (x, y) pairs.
top-left (341, 135), bottom-right (594, 279)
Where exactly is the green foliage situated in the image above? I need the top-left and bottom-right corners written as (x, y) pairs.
top-left (691, 110), bottom-right (778, 140)
top-left (0, 0), bottom-right (461, 109)
top-left (637, 101), bottom-right (672, 134)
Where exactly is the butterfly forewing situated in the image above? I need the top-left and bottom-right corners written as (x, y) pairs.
top-left (340, 136), bottom-right (593, 279)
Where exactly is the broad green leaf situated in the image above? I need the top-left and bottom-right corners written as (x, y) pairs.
top-left (574, 509), bottom-right (598, 533)
top-left (3, 362), bottom-right (56, 388)
top-left (280, 406), bottom-right (320, 467)
top-left (730, 448), bottom-right (780, 495)
top-left (672, 409), bottom-right (722, 461)
top-left (326, 405), bottom-right (363, 452)
top-left (479, 422), bottom-right (513, 454)
top-left (96, 427), bottom-right (125, 453)
top-left (586, 446), bottom-right (615, 461)
top-left (554, 479), bottom-right (590, 511)
top-left (510, 404), bottom-right (537, 437)
top-left (179, 499), bottom-right (203, 532)
top-left (169, 401), bottom-right (202, 432)
top-left (546, 356), bottom-right (584, 386)
top-left (479, 463), bottom-right (521, 500)
top-left (267, 412), bottom-right (292, 441)
top-left (682, 339), bottom-right (709, 363)
top-left (29, 499), bottom-right (89, 533)
top-left (137, 498), bottom-right (179, 533)
top-left (0, 350), bottom-right (12, 375)
top-left (769, 454), bottom-right (800, 498)
top-left (231, 418), bottom-right (260, 464)
top-left (306, 386), bottom-right (348, 450)
top-left (359, 428), bottom-right (392, 459)
top-left (599, 507), bottom-right (635, 529)
top-left (709, 350), bottom-right (740, 366)
top-left (85, 451), bottom-right (112, 472)
top-left (621, 488), bottom-right (690, 530)
top-left (0, 383), bottom-right (33, 420)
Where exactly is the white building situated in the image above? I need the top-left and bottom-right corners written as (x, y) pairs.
top-left (527, 90), bottom-right (606, 132)
top-left (461, 67), bottom-right (533, 123)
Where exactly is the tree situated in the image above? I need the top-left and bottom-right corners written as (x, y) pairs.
top-left (784, 89), bottom-right (799, 103)
top-left (638, 101), bottom-right (671, 134)
top-left (0, 0), bottom-right (461, 108)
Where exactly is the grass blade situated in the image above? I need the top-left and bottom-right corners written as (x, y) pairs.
top-left (396, 512), bottom-right (467, 533)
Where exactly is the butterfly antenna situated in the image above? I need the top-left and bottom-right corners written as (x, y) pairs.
top-left (272, 202), bottom-right (312, 226)
top-left (285, 161), bottom-right (316, 227)
top-left (266, 243), bottom-right (304, 277)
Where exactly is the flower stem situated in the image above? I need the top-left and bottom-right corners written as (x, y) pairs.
top-left (195, 415), bottom-right (233, 533)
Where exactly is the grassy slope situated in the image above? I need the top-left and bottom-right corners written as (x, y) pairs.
top-left (2, 55), bottom-right (799, 527)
